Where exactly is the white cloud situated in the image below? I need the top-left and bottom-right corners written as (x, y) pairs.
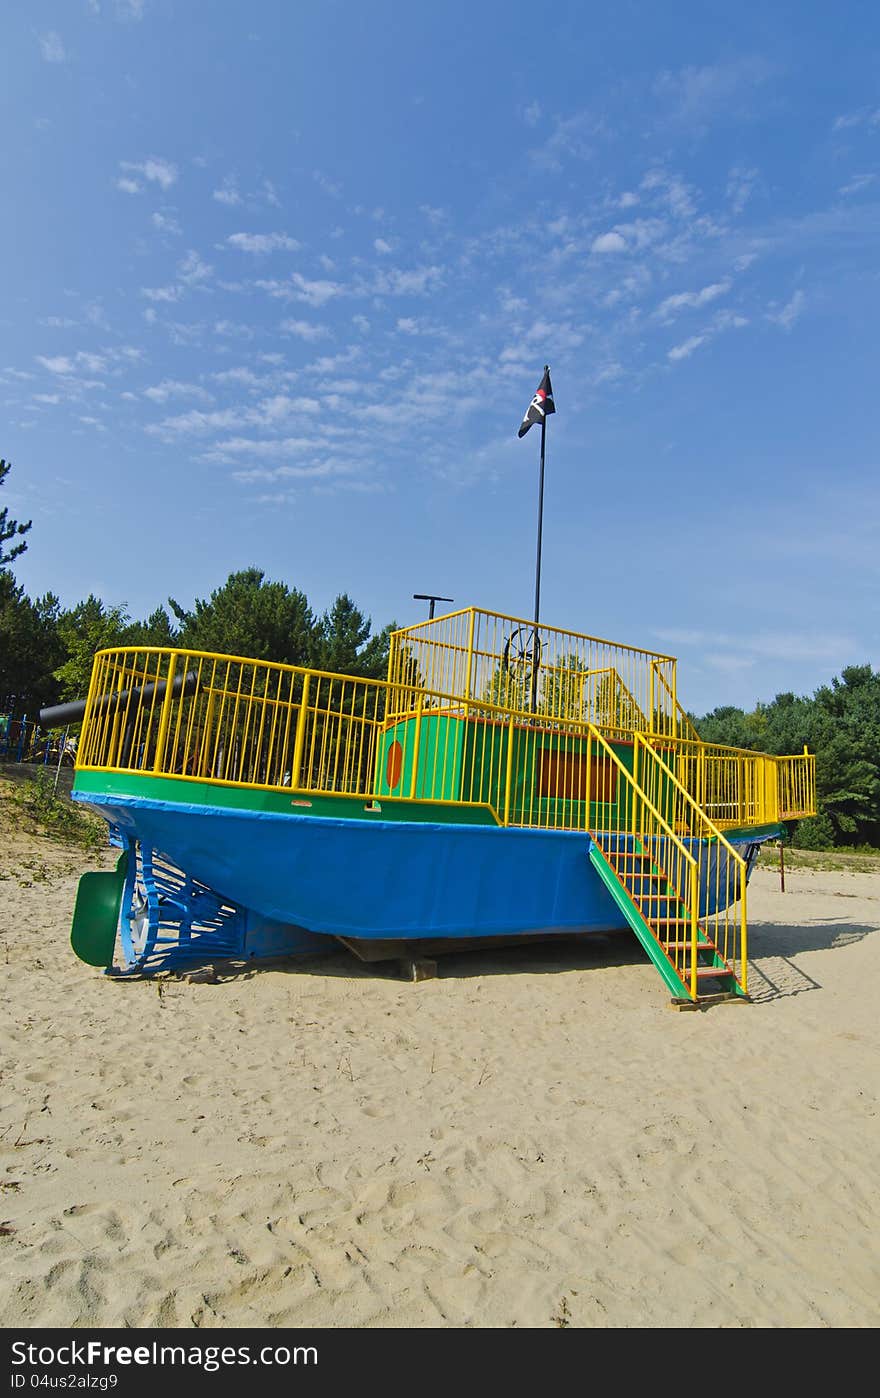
top-left (213, 177), bottom-right (242, 206)
top-left (640, 169), bottom-right (696, 219)
top-left (613, 217), bottom-right (667, 250)
top-left (146, 408), bottom-right (245, 437)
top-left (280, 319), bottom-right (327, 341)
top-left (117, 177), bottom-right (141, 194)
top-left (653, 57), bottom-right (774, 126)
top-left (152, 211), bottom-right (182, 235)
top-left (289, 273), bottom-right (342, 306)
top-left (143, 380), bottom-right (213, 404)
top-left (656, 280), bottom-right (730, 320)
top-left (726, 166), bottom-right (757, 215)
top-left (35, 349), bottom-right (110, 376)
top-left (206, 436), bottom-right (314, 459)
top-left (374, 238), bottom-right (393, 255)
top-left (396, 317), bottom-right (419, 334)
top-left (591, 231), bottom-right (627, 254)
top-left (33, 393), bottom-right (61, 404)
top-left (768, 289), bottom-right (805, 330)
top-left (522, 100), bottom-right (542, 127)
top-left (98, 1), bottom-right (146, 17)
top-left (667, 334), bottom-right (707, 361)
top-left (178, 250), bottom-right (212, 283)
top-left (370, 265), bottom-right (443, 296)
top-left (306, 348), bottom-right (362, 376)
top-left (35, 356), bottom-right (73, 375)
top-left (529, 111), bottom-right (596, 172)
top-left (839, 173), bottom-right (876, 196)
top-left (213, 319), bottom-right (254, 339)
top-left (212, 367), bottom-right (264, 387)
top-left (833, 107), bottom-right (880, 131)
top-left (498, 287), bottom-right (527, 314)
top-left (253, 394), bottom-right (298, 424)
top-left (618, 191), bottom-right (639, 209)
top-left (119, 156), bottom-right (178, 190)
top-left (313, 171), bottom-right (342, 198)
top-left (39, 32), bottom-right (67, 63)
top-left (713, 310), bottom-right (748, 331)
top-left (499, 319), bottom-right (584, 368)
top-left (593, 363), bottom-right (623, 385)
top-left (76, 352), bottom-right (107, 373)
top-left (141, 285), bottom-right (180, 303)
top-left (227, 232), bottom-right (300, 254)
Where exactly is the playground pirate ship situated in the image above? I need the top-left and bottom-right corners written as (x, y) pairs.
top-left (61, 606), bottom-right (815, 1005)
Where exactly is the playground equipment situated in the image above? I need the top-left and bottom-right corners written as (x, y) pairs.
top-left (60, 606), bottom-right (815, 1005)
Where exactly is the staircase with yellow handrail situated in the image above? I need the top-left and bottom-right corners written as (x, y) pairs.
top-left (586, 728), bottom-right (749, 1004)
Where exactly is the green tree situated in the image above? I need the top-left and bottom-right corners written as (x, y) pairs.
top-left (123, 605), bottom-right (178, 648)
top-left (694, 665), bottom-right (880, 850)
top-left (316, 593), bottom-right (395, 679)
top-left (0, 574), bottom-right (62, 710)
top-left (808, 666), bottom-right (880, 846)
top-left (53, 596), bottom-right (131, 700)
top-left (0, 459), bottom-right (31, 568)
top-left (694, 703), bottom-right (767, 751)
top-left (169, 568), bottom-right (317, 666)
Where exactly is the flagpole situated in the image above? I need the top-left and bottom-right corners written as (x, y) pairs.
top-left (530, 365), bottom-right (549, 712)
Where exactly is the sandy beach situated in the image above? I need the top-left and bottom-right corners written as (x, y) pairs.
top-left (1, 806), bottom-right (878, 1329)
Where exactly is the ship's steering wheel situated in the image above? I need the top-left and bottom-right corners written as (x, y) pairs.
top-left (502, 627), bottom-right (542, 678)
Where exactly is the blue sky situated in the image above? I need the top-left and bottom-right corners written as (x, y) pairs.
top-left (3, 0), bottom-right (880, 715)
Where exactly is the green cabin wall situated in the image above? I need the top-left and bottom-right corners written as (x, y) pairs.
top-left (376, 713), bottom-right (646, 827)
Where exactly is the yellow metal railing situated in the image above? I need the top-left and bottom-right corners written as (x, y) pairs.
top-left (580, 667), bottom-right (648, 733)
top-left (77, 648), bottom-right (815, 835)
top-left (586, 733), bottom-right (748, 997)
top-left (79, 648), bottom-right (388, 797)
top-left (588, 728), bottom-right (704, 997)
top-left (647, 736), bottom-right (814, 829)
top-left (777, 749), bottom-right (817, 821)
top-left (650, 660), bottom-right (700, 741)
top-left (388, 607), bottom-right (686, 736)
top-left (634, 735), bottom-right (748, 995)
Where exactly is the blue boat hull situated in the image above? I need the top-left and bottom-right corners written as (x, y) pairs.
top-left (76, 792), bottom-right (773, 971)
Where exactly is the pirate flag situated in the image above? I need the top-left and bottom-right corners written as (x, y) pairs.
top-left (517, 368), bottom-right (555, 438)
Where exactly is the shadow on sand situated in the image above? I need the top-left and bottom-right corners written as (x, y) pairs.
top-left (161, 913), bottom-right (876, 1003)
top-left (167, 931), bottom-right (645, 986)
top-left (744, 917), bottom-right (876, 1002)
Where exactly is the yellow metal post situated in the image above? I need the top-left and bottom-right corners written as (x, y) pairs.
top-left (689, 863), bottom-right (699, 1000)
top-left (290, 673), bottom-right (311, 790)
top-left (503, 713), bottom-right (515, 825)
top-left (409, 696), bottom-right (424, 800)
top-left (464, 608), bottom-right (476, 700)
top-left (152, 653), bottom-right (178, 775)
top-left (740, 865), bottom-right (748, 996)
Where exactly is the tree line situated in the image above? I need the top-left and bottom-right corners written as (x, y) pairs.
top-left (2, 458), bottom-right (877, 850)
top-left (0, 458), bottom-right (395, 714)
top-left (689, 667), bottom-right (880, 849)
